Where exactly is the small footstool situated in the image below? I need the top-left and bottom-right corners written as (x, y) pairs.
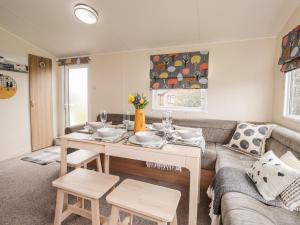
top-left (52, 168), bottom-right (119, 225)
top-left (57, 149), bottom-right (102, 172)
top-left (106, 179), bottom-right (181, 225)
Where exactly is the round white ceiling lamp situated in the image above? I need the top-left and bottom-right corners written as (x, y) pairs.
top-left (74, 4), bottom-right (98, 24)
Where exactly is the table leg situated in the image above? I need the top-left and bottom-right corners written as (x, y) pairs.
top-left (104, 155), bottom-right (110, 174)
top-left (186, 157), bottom-right (200, 225)
top-left (60, 139), bottom-right (68, 176)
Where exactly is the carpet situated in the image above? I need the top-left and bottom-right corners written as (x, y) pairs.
top-left (0, 150), bottom-right (211, 225)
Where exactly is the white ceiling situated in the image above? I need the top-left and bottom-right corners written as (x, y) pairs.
top-left (0, 0), bottom-right (299, 57)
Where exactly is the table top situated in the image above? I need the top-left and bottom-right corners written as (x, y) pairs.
top-left (52, 168), bottom-right (119, 199)
top-left (106, 179), bottom-right (181, 222)
top-left (61, 132), bottom-right (202, 158)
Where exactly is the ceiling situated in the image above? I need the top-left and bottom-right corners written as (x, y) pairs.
top-left (0, 0), bottom-right (299, 57)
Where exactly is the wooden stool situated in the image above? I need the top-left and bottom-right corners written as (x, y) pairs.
top-left (106, 179), bottom-right (181, 225)
top-left (52, 168), bottom-right (119, 225)
top-left (59, 149), bottom-right (103, 172)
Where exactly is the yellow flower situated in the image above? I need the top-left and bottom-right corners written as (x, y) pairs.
top-left (140, 98), bottom-right (145, 104)
top-left (128, 95), bottom-right (134, 104)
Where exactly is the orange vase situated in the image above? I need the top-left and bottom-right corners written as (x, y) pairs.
top-left (134, 109), bottom-right (146, 133)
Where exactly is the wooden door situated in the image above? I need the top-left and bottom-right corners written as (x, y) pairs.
top-left (28, 54), bottom-right (53, 151)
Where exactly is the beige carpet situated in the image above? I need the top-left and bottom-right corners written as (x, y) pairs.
top-left (0, 151), bottom-right (211, 225)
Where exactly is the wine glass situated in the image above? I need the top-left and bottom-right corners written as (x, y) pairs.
top-left (167, 111), bottom-right (173, 126)
top-left (123, 111), bottom-right (131, 131)
top-left (100, 110), bottom-right (107, 127)
top-left (162, 111), bottom-right (170, 138)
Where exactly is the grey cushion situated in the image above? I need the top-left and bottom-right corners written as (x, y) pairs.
top-left (266, 138), bottom-right (300, 159)
top-left (268, 126), bottom-right (300, 159)
top-left (221, 192), bottom-right (300, 225)
top-left (215, 145), bottom-right (256, 172)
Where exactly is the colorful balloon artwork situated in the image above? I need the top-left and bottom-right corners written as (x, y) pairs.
top-left (0, 74), bottom-right (17, 99)
top-left (150, 51), bottom-right (209, 89)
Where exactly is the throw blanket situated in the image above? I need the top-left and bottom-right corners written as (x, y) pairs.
top-left (210, 167), bottom-right (283, 214)
top-left (207, 167), bottom-right (283, 225)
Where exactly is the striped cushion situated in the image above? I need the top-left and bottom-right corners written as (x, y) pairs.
top-left (281, 178), bottom-right (300, 211)
top-left (280, 151), bottom-right (300, 211)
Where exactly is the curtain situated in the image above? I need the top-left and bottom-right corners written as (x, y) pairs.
top-left (57, 56), bottom-right (90, 66)
top-left (278, 24), bottom-right (300, 73)
top-left (150, 51), bottom-right (209, 89)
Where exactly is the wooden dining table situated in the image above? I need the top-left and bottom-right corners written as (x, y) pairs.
top-left (59, 132), bottom-right (203, 225)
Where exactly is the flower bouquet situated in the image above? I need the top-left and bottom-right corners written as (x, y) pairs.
top-left (128, 93), bottom-right (149, 132)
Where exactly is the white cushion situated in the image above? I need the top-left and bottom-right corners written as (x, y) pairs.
top-left (228, 122), bottom-right (275, 157)
top-left (246, 151), bottom-right (300, 201)
top-left (281, 151), bottom-right (300, 170)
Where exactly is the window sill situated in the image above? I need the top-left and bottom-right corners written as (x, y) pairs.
top-left (152, 106), bottom-right (207, 113)
top-left (283, 115), bottom-right (300, 123)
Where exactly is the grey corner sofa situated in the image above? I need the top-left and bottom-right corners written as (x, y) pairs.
top-left (66, 114), bottom-right (300, 225)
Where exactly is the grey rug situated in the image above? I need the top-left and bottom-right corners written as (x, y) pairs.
top-left (21, 147), bottom-right (60, 165)
top-left (0, 151), bottom-right (210, 225)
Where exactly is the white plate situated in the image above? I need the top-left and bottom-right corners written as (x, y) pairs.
top-left (129, 135), bottom-right (163, 145)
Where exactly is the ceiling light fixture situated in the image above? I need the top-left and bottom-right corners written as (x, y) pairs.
top-left (74, 4), bottom-right (98, 24)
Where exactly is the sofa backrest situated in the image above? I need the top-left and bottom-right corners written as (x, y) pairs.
top-left (266, 126), bottom-right (300, 159)
top-left (97, 113), bottom-right (237, 143)
top-left (94, 113), bottom-right (300, 159)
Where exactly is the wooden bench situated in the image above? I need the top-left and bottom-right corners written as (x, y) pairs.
top-left (106, 179), bottom-right (181, 225)
top-left (52, 168), bottom-right (119, 225)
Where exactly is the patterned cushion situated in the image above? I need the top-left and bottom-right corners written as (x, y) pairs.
top-left (246, 151), bottom-right (300, 201)
top-left (228, 122), bottom-right (275, 156)
top-left (281, 179), bottom-right (300, 211)
top-left (280, 151), bottom-right (300, 211)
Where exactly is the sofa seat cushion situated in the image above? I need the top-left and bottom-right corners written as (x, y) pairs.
top-left (221, 192), bottom-right (300, 225)
top-left (215, 145), bottom-right (257, 172)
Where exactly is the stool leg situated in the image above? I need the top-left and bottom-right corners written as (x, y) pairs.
top-left (170, 214), bottom-right (178, 225)
top-left (96, 155), bottom-right (103, 173)
top-left (83, 163), bottom-right (87, 169)
top-left (157, 222), bottom-right (167, 225)
top-left (54, 189), bottom-right (64, 225)
top-left (91, 199), bottom-right (100, 225)
top-left (109, 206), bottom-right (119, 225)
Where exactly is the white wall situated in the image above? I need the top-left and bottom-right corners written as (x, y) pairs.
top-left (273, 5), bottom-right (300, 132)
top-left (89, 38), bottom-right (276, 122)
top-left (0, 70), bottom-right (31, 160)
top-left (0, 28), bottom-right (57, 161)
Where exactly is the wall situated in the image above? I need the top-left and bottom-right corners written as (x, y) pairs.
top-left (273, 5), bottom-right (300, 132)
top-left (89, 38), bottom-right (276, 122)
top-left (0, 28), bottom-right (57, 161)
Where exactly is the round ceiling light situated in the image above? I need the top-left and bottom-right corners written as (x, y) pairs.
top-left (74, 4), bottom-right (98, 24)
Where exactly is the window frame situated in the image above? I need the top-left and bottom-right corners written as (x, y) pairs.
top-left (283, 68), bottom-right (300, 122)
top-left (63, 64), bottom-right (90, 127)
top-left (151, 89), bottom-right (208, 112)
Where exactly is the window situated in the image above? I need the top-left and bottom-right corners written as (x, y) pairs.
top-left (152, 89), bottom-right (207, 112)
top-left (64, 65), bottom-right (88, 126)
top-left (284, 68), bottom-right (300, 121)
